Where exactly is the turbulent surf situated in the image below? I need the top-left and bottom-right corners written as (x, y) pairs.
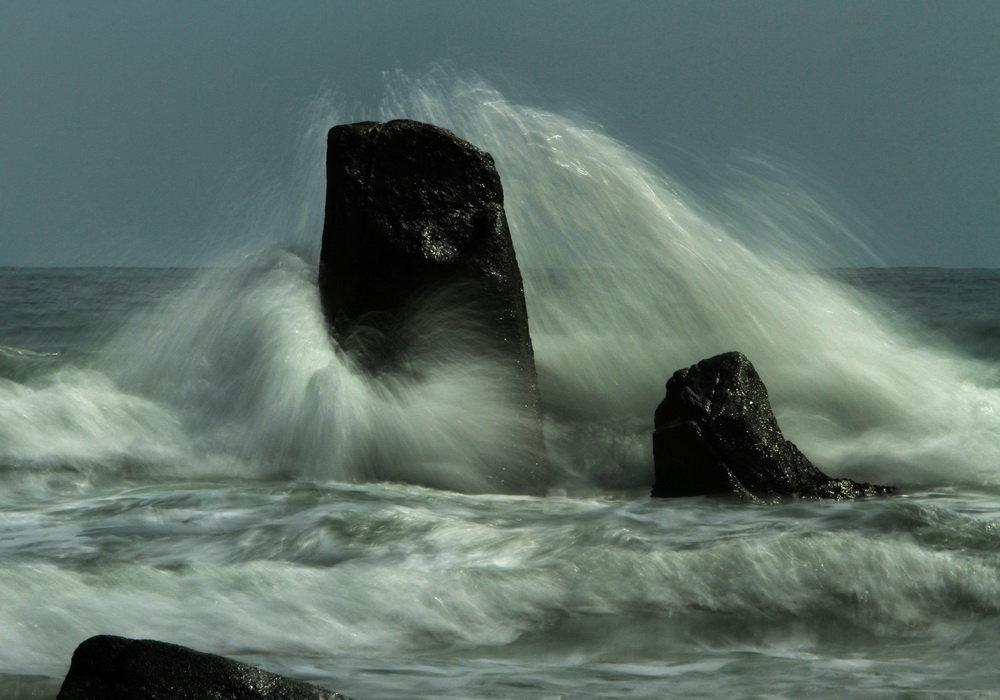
top-left (3, 74), bottom-right (1000, 698)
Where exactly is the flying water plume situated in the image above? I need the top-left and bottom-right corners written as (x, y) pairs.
top-left (10, 69), bottom-right (1000, 492)
top-left (367, 70), bottom-right (1000, 489)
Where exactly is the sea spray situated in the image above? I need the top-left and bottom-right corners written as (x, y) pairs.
top-left (7, 72), bottom-right (1000, 492)
top-left (369, 71), bottom-right (1000, 488)
top-left (101, 251), bottom-right (541, 492)
top-left (0, 365), bottom-right (191, 475)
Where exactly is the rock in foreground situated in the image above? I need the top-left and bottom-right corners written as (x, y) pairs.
top-left (652, 351), bottom-right (894, 501)
top-left (57, 635), bottom-right (349, 700)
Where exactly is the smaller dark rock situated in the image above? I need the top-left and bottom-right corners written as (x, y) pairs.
top-left (652, 351), bottom-right (894, 502)
top-left (57, 635), bottom-right (350, 700)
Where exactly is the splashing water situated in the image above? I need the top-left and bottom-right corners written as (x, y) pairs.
top-left (7, 71), bottom-right (1000, 493)
top-left (370, 71), bottom-right (1000, 489)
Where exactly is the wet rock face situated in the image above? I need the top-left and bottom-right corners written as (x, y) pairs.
top-left (318, 119), bottom-right (537, 388)
top-left (317, 118), bottom-right (546, 491)
top-left (652, 351), bottom-right (894, 501)
top-left (57, 635), bottom-right (349, 700)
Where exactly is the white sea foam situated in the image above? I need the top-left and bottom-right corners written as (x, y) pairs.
top-left (0, 367), bottom-right (190, 473)
top-left (3, 488), bottom-right (998, 683)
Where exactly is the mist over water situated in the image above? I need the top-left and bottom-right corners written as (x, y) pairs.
top-left (4, 73), bottom-right (1000, 698)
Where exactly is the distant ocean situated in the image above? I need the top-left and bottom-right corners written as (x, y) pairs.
top-left (4, 78), bottom-right (1000, 699)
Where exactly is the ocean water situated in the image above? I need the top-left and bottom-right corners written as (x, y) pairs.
top-left (4, 77), bottom-right (1000, 698)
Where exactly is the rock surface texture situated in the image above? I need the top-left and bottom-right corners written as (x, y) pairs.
top-left (57, 635), bottom-right (349, 700)
top-left (652, 351), bottom-right (894, 501)
top-left (317, 119), bottom-right (546, 488)
top-left (318, 119), bottom-right (537, 386)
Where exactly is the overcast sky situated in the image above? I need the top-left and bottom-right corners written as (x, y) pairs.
top-left (2, 1), bottom-right (998, 267)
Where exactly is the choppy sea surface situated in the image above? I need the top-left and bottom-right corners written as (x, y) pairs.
top-left (4, 266), bottom-right (1000, 700)
top-left (4, 77), bottom-right (1000, 699)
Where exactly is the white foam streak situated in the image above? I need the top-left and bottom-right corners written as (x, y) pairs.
top-left (3, 525), bottom-right (998, 678)
top-left (0, 368), bottom-right (189, 472)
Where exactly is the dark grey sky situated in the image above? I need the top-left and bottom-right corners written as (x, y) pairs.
top-left (2, 0), bottom-right (998, 267)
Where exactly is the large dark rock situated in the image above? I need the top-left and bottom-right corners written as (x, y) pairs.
top-left (57, 635), bottom-right (349, 700)
top-left (652, 351), bottom-right (894, 501)
top-left (318, 119), bottom-right (537, 390)
top-left (317, 119), bottom-right (546, 490)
